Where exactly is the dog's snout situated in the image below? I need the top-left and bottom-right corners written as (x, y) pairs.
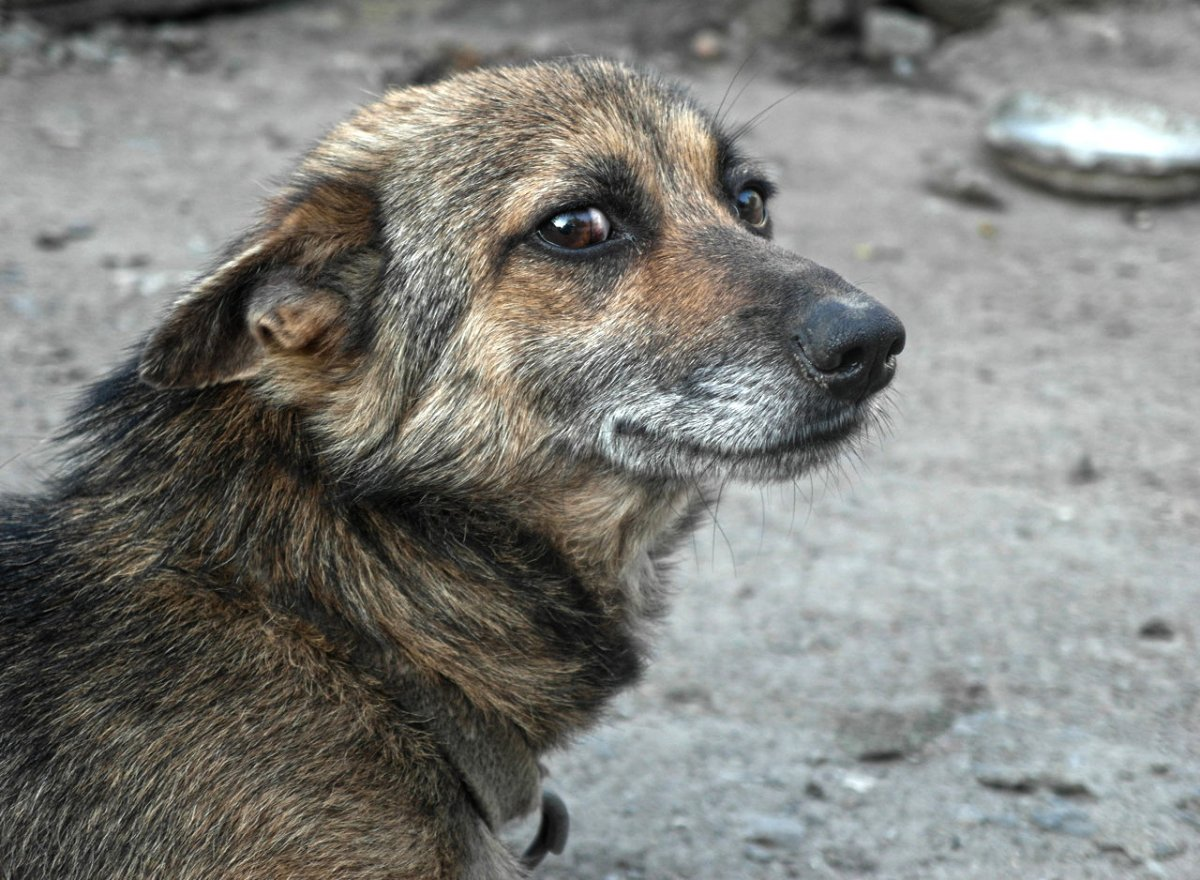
top-left (790, 296), bottom-right (906, 401)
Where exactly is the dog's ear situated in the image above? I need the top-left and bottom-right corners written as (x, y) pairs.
top-left (138, 183), bottom-right (378, 390)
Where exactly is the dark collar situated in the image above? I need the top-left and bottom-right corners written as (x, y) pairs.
top-left (293, 604), bottom-right (570, 866)
top-left (395, 672), bottom-right (570, 868)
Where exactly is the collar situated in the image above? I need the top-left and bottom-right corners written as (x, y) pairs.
top-left (295, 607), bottom-right (570, 866)
top-left (396, 674), bottom-right (569, 867)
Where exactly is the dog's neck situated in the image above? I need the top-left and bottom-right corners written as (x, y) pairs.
top-left (61, 369), bottom-right (699, 755)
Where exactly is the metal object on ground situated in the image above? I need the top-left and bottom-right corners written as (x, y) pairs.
top-left (985, 90), bottom-right (1200, 200)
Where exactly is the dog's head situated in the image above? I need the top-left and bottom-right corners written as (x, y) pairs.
top-left (139, 59), bottom-right (903, 495)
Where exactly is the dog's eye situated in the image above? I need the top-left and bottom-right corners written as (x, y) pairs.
top-left (735, 187), bottom-right (768, 227)
top-left (538, 208), bottom-right (612, 250)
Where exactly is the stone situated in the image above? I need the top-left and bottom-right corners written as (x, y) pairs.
top-left (34, 106), bottom-right (91, 150)
top-left (959, 712), bottom-right (1181, 806)
top-left (1029, 803), bottom-right (1097, 838)
top-left (1067, 454), bottom-right (1101, 485)
top-left (661, 683), bottom-right (713, 708)
top-left (862, 7), bottom-right (936, 63)
top-left (689, 29), bottom-right (727, 62)
top-left (807, 0), bottom-right (858, 32)
top-left (743, 0), bottom-right (796, 39)
top-left (923, 153), bottom-right (1006, 209)
top-left (975, 765), bottom-right (1039, 794)
top-left (852, 242), bottom-right (906, 262)
top-left (101, 253), bottom-right (152, 270)
top-left (822, 843), bottom-right (880, 872)
top-left (911, 0), bottom-right (1001, 29)
top-left (1039, 772), bottom-right (1096, 799)
top-left (1093, 801), bottom-right (1191, 865)
top-left (741, 814), bottom-right (807, 850)
top-left (34, 223), bottom-right (95, 251)
top-left (1173, 789), bottom-right (1200, 829)
top-left (743, 843), bottom-right (775, 863)
top-left (1151, 840), bottom-right (1187, 861)
top-left (1138, 618), bottom-right (1175, 641)
top-left (836, 700), bottom-right (954, 761)
top-left (841, 771), bottom-right (878, 794)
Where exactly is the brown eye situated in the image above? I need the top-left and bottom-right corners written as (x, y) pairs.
top-left (736, 187), bottom-right (768, 227)
top-left (538, 207), bottom-right (612, 250)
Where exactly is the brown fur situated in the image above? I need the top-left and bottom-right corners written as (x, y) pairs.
top-left (0, 59), bottom-right (902, 877)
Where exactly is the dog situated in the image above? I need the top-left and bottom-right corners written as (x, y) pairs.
top-left (0, 58), bottom-right (904, 878)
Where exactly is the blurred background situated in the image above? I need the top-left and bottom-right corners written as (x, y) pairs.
top-left (1, 1), bottom-right (1198, 877)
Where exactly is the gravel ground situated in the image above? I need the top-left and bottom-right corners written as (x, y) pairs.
top-left (1, 2), bottom-right (1198, 877)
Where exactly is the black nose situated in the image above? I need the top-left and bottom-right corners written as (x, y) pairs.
top-left (791, 296), bottom-right (906, 401)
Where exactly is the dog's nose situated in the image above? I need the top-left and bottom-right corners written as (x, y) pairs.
top-left (790, 296), bottom-right (906, 401)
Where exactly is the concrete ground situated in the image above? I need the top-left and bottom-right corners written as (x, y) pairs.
top-left (1, 2), bottom-right (1197, 877)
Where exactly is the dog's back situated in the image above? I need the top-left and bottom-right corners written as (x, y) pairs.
top-left (0, 401), bottom-right (484, 877)
top-left (0, 367), bottom-right (528, 877)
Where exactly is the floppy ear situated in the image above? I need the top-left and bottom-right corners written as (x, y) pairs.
top-left (138, 183), bottom-right (378, 390)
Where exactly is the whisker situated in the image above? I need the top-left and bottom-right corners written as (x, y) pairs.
top-left (728, 87), bottom-right (803, 144)
top-left (707, 474), bottom-right (737, 573)
top-left (719, 63), bottom-right (765, 133)
top-left (715, 56), bottom-right (755, 130)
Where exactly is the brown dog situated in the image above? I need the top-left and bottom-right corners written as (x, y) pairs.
top-left (0, 59), bottom-right (903, 877)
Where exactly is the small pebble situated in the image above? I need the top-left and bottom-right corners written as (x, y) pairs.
top-left (1171, 787), bottom-right (1200, 830)
top-left (822, 843), bottom-right (879, 872)
top-left (837, 702), bottom-right (953, 761)
top-left (1029, 804), bottom-right (1096, 838)
top-left (662, 683), bottom-right (712, 707)
top-left (741, 814), bottom-right (807, 850)
top-left (1138, 618), bottom-right (1175, 641)
top-left (1039, 773), bottom-right (1096, 799)
top-left (34, 223), bottom-right (95, 251)
top-left (1067, 454), bottom-right (1101, 485)
top-left (1124, 206), bottom-right (1156, 230)
top-left (34, 105), bottom-right (91, 149)
top-left (101, 253), bottom-right (151, 270)
top-left (743, 843), bottom-right (775, 864)
top-left (975, 765), bottom-right (1038, 793)
top-left (911, 0), bottom-right (1000, 29)
top-left (808, 0), bottom-right (856, 31)
top-left (978, 812), bottom-right (1023, 830)
top-left (924, 152), bottom-right (1006, 209)
top-left (853, 242), bottom-right (905, 262)
top-left (862, 8), bottom-right (937, 63)
top-left (690, 29), bottom-right (726, 61)
top-left (841, 771), bottom-right (878, 794)
top-left (1151, 840), bottom-right (1186, 861)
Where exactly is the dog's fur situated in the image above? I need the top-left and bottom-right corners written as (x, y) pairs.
top-left (0, 59), bottom-right (902, 877)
